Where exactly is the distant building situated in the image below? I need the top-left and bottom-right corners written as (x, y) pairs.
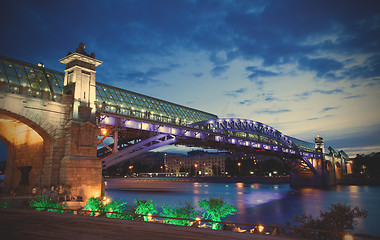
top-left (165, 153), bottom-right (226, 176)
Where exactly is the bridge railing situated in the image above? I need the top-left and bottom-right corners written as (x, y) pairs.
top-left (0, 81), bottom-right (63, 102)
top-left (95, 101), bottom-right (193, 126)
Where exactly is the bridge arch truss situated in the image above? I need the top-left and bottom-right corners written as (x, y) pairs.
top-left (99, 115), bottom-right (319, 175)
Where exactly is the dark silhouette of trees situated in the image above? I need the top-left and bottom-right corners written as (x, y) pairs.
top-left (352, 152), bottom-right (380, 178)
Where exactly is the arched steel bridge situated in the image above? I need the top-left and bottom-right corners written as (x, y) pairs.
top-left (98, 112), bottom-right (320, 176)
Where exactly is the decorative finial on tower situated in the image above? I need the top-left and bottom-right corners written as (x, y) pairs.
top-left (75, 42), bottom-right (93, 57)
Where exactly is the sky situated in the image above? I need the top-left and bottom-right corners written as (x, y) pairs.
top-left (0, 0), bottom-right (379, 157)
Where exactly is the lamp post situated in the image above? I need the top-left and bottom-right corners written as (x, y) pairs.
top-left (237, 162), bottom-right (241, 176)
top-left (129, 165), bottom-right (133, 176)
top-left (194, 164), bottom-right (198, 177)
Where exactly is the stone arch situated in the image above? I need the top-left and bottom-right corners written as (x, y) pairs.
top-left (325, 160), bottom-right (335, 184)
top-left (335, 161), bottom-right (342, 180)
top-left (0, 109), bottom-right (56, 194)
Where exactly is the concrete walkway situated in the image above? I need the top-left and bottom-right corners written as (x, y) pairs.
top-left (0, 209), bottom-right (293, 240)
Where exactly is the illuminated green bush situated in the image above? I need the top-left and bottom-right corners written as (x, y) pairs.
top-left (161, 202), bottom-right (196, 226)
top-left (0, 199), bottom-right (8, 208)
top-left (29, 197), bottom-right (66, 213)
top-left (83, 197), bottom-right (104, 216)
top-left (198, 196), bottom-right (237, 229)
top-left (134, 199), bottom-right (157, 221)
top-left (104, 200), bottom-right (128, 219)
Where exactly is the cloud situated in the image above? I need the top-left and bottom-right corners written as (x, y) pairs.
top-left (264, 96), bottom-right (280, 102)
top-left (296, 88), bottom-right (344, 100)
top-left (343, 95), bottom-right (364, 99)
top-left (239, 99), bottom-right (253, 105)
top-left (298, 57), bottom-right (344, 80)
top-left (116, 67), bottom-right (174, 85)
top-left (211, 65), bottom-right (230, 77)
top-left (308, 115), bottom-right (332, 121)
top-left (246, 66), bottom-right (279, 80)
top-left (343, 54), bottom-right (380, 80)
top-left (255, 109), bottom-right (291, 114)
top-left (192, 72), bottom-right (203, 78)
top-left (225, 88), bottom-right (247, 97)
top-left (320, 106), bottom-right (340, 113)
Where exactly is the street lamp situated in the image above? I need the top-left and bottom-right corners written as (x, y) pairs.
top-left (237, 162), bottom-right (241, 176)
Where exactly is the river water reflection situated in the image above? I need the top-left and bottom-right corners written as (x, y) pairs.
top-left (105, 178), bottom-right (380, 236)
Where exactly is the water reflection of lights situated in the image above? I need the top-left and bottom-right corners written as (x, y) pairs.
top-left (236, 182), bottom-right (244, 188)
top-left (244, 193), bottom-right (285, 207)
top-left (225, 185), bottom-right (229, 188)
top-left (348, 185), bottom-right (359, 193)
top-left (237, 192), bottom-right (243, 195)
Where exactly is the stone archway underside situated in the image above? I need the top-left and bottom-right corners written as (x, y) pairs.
top-left (0, 114), bottom-right (46, 194)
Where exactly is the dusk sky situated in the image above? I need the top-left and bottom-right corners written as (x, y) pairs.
top-left (1, 0), bottom-right (379, 157)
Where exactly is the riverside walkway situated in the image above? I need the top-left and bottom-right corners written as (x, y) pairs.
top-left (0, 209), bottom-right (292, 240)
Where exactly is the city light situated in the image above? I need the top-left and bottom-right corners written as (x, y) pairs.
top-left (258, 225), bottom-right (264, 233)
top-left (101, 128), bottom-right (107, 135)
top-left (344, 234), bottom-right (354, 240)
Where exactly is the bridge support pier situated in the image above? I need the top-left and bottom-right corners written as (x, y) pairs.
top-left (289, 171), bottom-right (330, 188)
top-left (59, 122), bottom-right (102, 200)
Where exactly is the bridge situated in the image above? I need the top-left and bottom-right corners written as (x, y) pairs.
top-left (0, 43), bottom-right (350, 200)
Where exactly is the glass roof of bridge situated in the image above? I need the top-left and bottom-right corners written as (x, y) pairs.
top-left (0, 55), bottom-right (317, 151)
top-left (0, 55), bottom-right (65, 94)
top-left (0, 55), bottom-right (217, 124)
top-left (96, 82), bottom-right (217, 124)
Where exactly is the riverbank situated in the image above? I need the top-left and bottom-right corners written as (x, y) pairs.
top-left (107, 176), bottom-right (289, 184)
top-left (0, 209), bottom-right (292, 240)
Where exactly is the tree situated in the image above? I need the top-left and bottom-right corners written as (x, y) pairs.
top-left (292, 202), bottom-right (368, 239)
top-left (198, 196), bottom-right (237, 229)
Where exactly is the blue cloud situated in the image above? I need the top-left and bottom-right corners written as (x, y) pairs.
top-left (246, 66), bottom-right (279, 80)
top-left (343, 55), bottom-right (380, 80)
top-left (296, 89), bottom-right (344, 99)
top-left (211, 65), bottom-right (230, 77)
top-left (239, 100), bottom-right (253, 105)
top-left (113, 66), bottom-right (175, 85)
top-left (308, 115), bottom-right (332, 121)
top-left (320, 106), bottom-right (340, 113)
top-left (192, 73), bottom-right (203, 78)
top-left (343, 95), bottom-right (364, 99)
top-left (225, 88), bottom-right (247, 97)
top-left (298, 57), bottom-right (344, 79)
top-left (256, 109), bottom-right (291, 114)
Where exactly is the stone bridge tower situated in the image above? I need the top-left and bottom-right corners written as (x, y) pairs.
top-left (0, 43), bottom-right (103, 201)
top-left (58, 43), bottom-right (103, 200)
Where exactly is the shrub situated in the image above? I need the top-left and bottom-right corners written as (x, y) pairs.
top-left (104, 199), bottom-right (128, 219)
top-left (134, 199), bottom-right (157, 221)
top-left (198, 196), bottom-right (237, 229)
top-left (0, 199), bottom-right (8, 208)
top-left (29, 197), bottom-right (66, 213)
top-left (83, 197), bottom-right (104, 216)
top-left (161, 202), bottom-right (197, 226)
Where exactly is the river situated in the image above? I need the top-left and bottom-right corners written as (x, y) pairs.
top-left (105, 178), bottom-right (380, 236)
